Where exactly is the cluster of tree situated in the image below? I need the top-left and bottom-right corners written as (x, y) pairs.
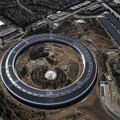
top-left (31, 66), bottom-right (72, 89)
top-left (20, 0), bottom-right (85, 11)
top-left (109, 63), bottom-right (120, 88)
top-left (53, 21), bottom-right (73, 34)
top-left (2, 7), bottom-right (39, 29)
top-left (83, 18), bottom-right (110, 39)
top-left (25, 24), bottom-right (50, 37)
top-left (29, 47), bottom-right (49, 60)
top-left (19, 66), bottom-right (27, 78)
top-left (98, 52), bottom-right (108, 73)
top-left (46, 57), bottom-right (57, 65)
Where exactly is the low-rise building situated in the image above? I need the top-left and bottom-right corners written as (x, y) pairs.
top-left (0, 26), bottom-right (17, 39)
top-left (76, 19), bottom-right (85, 24)
top-left (88, 4), bottom-right (102, 12)
top-left (70, 1), bottom-right (91, 11)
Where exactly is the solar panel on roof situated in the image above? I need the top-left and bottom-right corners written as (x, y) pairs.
top-left (61, 92), bottom-right (66, 95)
top-left (39, 94), bottom-right (44, 97)
top-left (17, 86), bottom-right (21, 89)
top-left (22, 89), bottom-right (27, 92)
top-left (105, 13), bottom-right (120, 32)
top-left (33, 93), bottom-right (38, 96)
top-left (98, 17), bottom-right (120, 45)
top-left (67, 91), bottom-right (71, 94)
top-left (27, 91), bottom-right (32, 95)
top-left (55, 94), bottom-right (60, 97)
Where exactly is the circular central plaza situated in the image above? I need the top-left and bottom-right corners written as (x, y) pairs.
top-left (0, 34), bottom-right (97, 108)
top-left (15, 42), bottom-right (83, 90)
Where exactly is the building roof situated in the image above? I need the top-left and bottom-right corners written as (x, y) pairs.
top-left (76, 20), bottom-right (85, 24)
top-left (0, 27), bottom-right (17, 38)
top-left (0, 20), bottom-right (5, 26)
top-left (88, 4), bottom-right (101, 11)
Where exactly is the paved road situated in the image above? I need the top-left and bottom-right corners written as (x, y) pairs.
top-left (97, 0), bottom-right (120, 20)
top-left (101, 83), bottom-right (120, 120)
top-left (45, 1), bottom-right (98, 24)
top-left (17, 0), bottom-right (34, 14)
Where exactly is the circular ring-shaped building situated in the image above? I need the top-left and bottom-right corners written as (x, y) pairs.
top-left (0, 34), bottom-right (97, 108)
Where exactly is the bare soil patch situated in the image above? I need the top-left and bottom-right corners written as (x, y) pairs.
top-left (15, 42), bottom-right (83, 90)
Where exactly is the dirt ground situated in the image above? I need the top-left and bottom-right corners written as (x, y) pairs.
top-left (15, 42), bottom-right (83, 89)
top-left (46, 85), bottom-right (113, 120)
top-left (0, 16), bottom-right (119, 120)
top-left (0, 75), bottom-right (114, 120)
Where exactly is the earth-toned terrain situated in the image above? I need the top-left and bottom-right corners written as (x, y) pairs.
top-left (15, 42), bottom-right (83, 90)
top-left (0, 16), bottom-right (119, 120)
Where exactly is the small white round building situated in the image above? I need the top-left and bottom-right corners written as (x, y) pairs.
top-left (114, 0), bottom-right (120, 4)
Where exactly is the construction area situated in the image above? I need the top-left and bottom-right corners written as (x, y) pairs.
top-left (0, 15), bottom-right (119, 120)
top-left (15, 42), bottom-right (83, 90)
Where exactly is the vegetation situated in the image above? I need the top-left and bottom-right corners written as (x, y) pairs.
top-left (101, 74), bottom-right (106, 81)
top-left (84, 18), bottom-right (110, 39)
top-left (1, 7), bottom-right (39, 29)
top-left (0, 89), bottom-right (46, 120)
top-left (20, 0), bottom-right (84, 11)
top-left (109, 63), bottom-right (120, 88)
top-left (107, 2), bottom-right (120, 15)
top-left (31, 66), bottom-right (72, 89)
top-left (19, 66), bottom-right (27, 78)
top-left (66, 79), bottom-right (72, 86)
top-left (46, 57), bottom-right (57, 65)
top-left (53, 21), bottom-right (73, 34)
top-left (0, 0), bottom-right (85, 28)
top-left (25, 24), bottom-right (50, 37)
top-left (29, 47), bottom-right (49, 60)
top-left (98, 52), bottom-right (108, 73)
